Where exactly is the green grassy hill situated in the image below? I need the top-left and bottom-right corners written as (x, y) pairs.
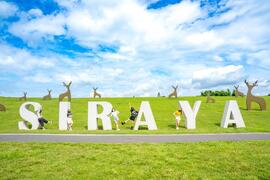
top-left (1, 97), bottom-right (270, 179)
top-left (0, 96), bottom-right (269, 134)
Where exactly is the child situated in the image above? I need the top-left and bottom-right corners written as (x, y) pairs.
top-left (173, 109), bottom-right (182, 130)
top-left (110, 108), bottom-right (120, 130)
top-left (37, 109), bottom-right (51, 130)
top-left (67, 110), bottom-right (73, 131)
top-left (121, 103), bottom-right (138, 129)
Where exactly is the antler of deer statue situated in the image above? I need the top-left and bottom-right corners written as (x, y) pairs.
top-left (93, 87), bottom-right (101, 98)
top-left (0, 103), bottom-right (6, 112)
top-left (59, 81), bottom-right (72, 101)
top-left (19, 92), bottom-right (27, 101)
top-left (234, 85), bottom-right (244, 97)
top-left (206, 92), bottom-right (215, 103)
top-left (244, 80), bottom-right (266, 111)
top-left (43, 89), bottom-right (52, 100)
top-left (168, 85), bottom-right (178, 98)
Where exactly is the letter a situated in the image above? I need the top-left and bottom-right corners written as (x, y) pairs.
top-left (134, 101), bottom-right (158, 130)
top-left (18, 102), bottom-right (42, 130)
top-left (221, 100), bottom-right (245, 128)
top-left (88, 102), bottom-right (112, 130)
top-left (59, 102), bottom-right (70, 130)
top-left (178, 101), bottom-right (201, 129)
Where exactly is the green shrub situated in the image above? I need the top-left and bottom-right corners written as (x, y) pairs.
top-left (200, 89), bottom-right (231, 96)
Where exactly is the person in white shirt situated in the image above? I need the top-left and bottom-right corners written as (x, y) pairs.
top-left (67, 110), bottom-right (73, 131)
top-left (110, 108), bottom-right (120, 130)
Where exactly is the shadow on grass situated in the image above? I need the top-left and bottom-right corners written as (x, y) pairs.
top-left (138, 126), bottom-right (149, 130)
top-left (239, 107), bottom-right (264, 111)
top-left (84, 125), bottom-right (106, 130)
top-left (215, 123), bottom-right (237, 128)
top-left (168, 124), bottom-right (185, 129)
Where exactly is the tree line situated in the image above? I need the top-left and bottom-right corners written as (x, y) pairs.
top-left (200, 89), bottom-right (236, 96)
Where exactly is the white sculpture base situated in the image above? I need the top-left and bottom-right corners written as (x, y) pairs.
top-left (59, 102), bottom-right (71, 130)
top-left (18, 121), bottom-right (29, 130)
top-left (221, 100), bottom-right (245, 128)
top-left (134, 101), bottom-right (158, 130)
top-left (178, 101), bottom-right (201, 129)
top-left (18, 102), bottom-right (42, 130)
top-left (88, 102), bottom-right (113, 130)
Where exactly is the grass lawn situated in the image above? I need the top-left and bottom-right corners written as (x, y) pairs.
top-left (0, 96), bottom-right (269, 134)
top-left (0, 141), bottom-right (269, 179)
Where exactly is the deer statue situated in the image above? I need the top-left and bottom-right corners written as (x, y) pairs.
top-left (43, 89), bottom-right (52, 100)
top-left (59, 82), bottom-right (72, 101)
top-left (234, 85), bottom-right (244, 97)
top-left (168, 85), bottom-right (178, 98)
top-left (206, 93), bottom-right (215, 103)
top-left (244, 80), bottom-right (266, 111)
top-left (0, 103), bottom-right (6, 112)
top-left (93, 87), bottom-right (101, 98)
top-left (19, 92), bottom-right (27, 101)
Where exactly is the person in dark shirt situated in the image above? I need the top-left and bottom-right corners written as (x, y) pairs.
top-left (121, 103), bottom-right (138, 129)
top-left (37, 109), bottom-right (51, 130)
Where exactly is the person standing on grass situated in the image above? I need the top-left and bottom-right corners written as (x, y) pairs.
top-left (173, 109), bottom-right (182, 130)
top-left (110, 108), bottom-right (120, 130)
top-left (67, 109), bottom-right (73, 131)
top-left (37, 109), bottom-right (52, 130)
top-left (121, 103), bottom-right (138, 130)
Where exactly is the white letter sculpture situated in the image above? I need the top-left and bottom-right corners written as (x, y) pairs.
top-left (59, 102), bottom-right (70, 130)
top-left (221, 100), bottom-right (245, 128)
top-left (88, 102), bottom-right (112, 130)
top-left (178, 101), bottom-right (201, 129)
top-left (134, 101), bottom-right (158, 130)
top-left (18, 102), bottom-right (42, 130)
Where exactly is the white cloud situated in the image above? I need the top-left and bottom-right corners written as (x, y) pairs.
top-left (193, 65), bottom-right (243, 80)
top-left (0, 1), bottom-right (18, 18)
top-left (192, 65), bottom-right (244, 88)
top-left (247, 50), bottom-right (270, 67)
top-left (9, 12), bottom-right (66, 46)
top-left (0, 56), bottom-right (15, 65)
top-left (157, 1), bottom-right (201, 25)
top-left (55, 68), bottom-right (123, 85)
top-left (9, 0), bottom-right (204, 50)
top-left (101, 53), bottom-right (130, 62)
top-left (213, 55), bottom-right (223, 62)
top-left (28, 9), bottom-right (43, 17)
top-left (24, 73), bottom-right (52, 83)
top-left (227, 52), bottom-right (242, 61)
top-left (0, 44), bottom-right (55, 70)
top-left (186, 31), bottom-right (224, 50)
top-left (1, 0), bottom-right (270, 96)
top-left (259, 80), bottom-right (270, 88)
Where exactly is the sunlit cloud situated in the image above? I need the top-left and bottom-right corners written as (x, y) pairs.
top-left (0, 0), bottom-right (270, 97)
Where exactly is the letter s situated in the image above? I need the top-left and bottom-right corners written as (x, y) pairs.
top-left (18, 102), bottom-right (42, 130)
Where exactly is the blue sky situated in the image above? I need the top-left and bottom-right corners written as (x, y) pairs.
top-left (0, 0), bottom-right (270, 97)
